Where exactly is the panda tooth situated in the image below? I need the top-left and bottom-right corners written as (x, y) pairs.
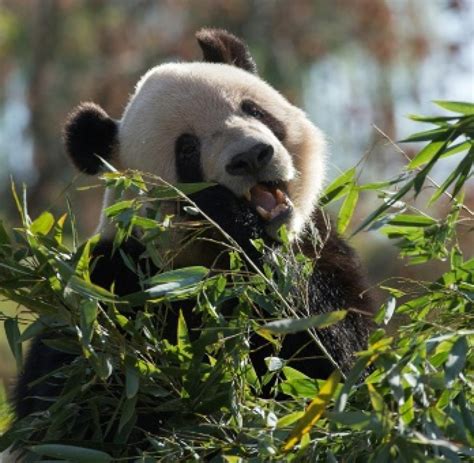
top-left (256, 206), bottom-right (271, 220)
top-left (243, 190), bottom-right (252, 202)
top-left (275, 189), bottom-right (285, 204)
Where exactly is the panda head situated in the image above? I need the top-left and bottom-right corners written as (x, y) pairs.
top-left (64, 28), bottom-right (326, 240)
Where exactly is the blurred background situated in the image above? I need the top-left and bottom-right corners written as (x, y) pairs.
top-left (0, 0), bottom-right (473, 387)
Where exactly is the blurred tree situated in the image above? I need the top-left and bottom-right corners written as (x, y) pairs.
top-left (0, 0), bottom-right (471, 232)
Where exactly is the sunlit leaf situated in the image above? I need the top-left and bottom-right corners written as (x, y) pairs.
top-left (319, 168), bottom-right (355, 206)
top-left (407, 140), bottom-right (445, 169)
top-left (434, 100), bottom-right (474, 115)
top-left (283, 370), bottom-right (341, 451)
top-left (30, 211), bottom-right (55, 235)
top-left (337, 186), bottom-right (359, 234)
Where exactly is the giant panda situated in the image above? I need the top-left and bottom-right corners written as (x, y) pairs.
top-left (9, 28), bottom-right (373, 458)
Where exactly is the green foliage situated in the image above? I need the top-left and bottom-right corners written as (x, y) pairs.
top-left (0, 102), bottom-right (473, 461)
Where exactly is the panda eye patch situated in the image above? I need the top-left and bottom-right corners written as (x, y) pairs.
top-left (241, 99), bottom-right (286, 141)
top-left (177, 133), bottom-right (199, 155)
top-left (241, 100), bottom-right (265, 119)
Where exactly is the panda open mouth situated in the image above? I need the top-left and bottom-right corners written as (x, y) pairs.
top-left (243, 181), bottom-right (292, 222)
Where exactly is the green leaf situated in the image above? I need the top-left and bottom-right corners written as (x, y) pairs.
top-left (30, 211), bottom-right (55, 235)
top-left (177, 309), bottom-right (192, 359)
top-left (80, 300), bottom-right (98, 344)
top-left (104, 199), bottom-right (135, 217)
top-left (125, 267), bottom-right (208, 305)
top-left (30, 444), bottom-right (112, 463)
top-left (277, 411), bottom-right (305, 428)
top-left (327, 411), bottom-right (372, 426)
top-left (429, 146), bottom-right (474, 203)
top-left (407, 140), bottom-right (446, 169)
top-left (144, 266), bottom-right (208, 286)
top-left (400, 395), bottom-right (415, 425)
top-left (90, 354), bottom-right (113, 380)
top-left (440, 140), bottom-right (472, 159)
top-left (67, 275), bottom-right (117, 302)
top-left (283, 370), bottom-right (341, 451)
top-left (444, 336), bottom-right (468, 385)
top-left (351, 179), bottom-right (414, 236)
top-left (337, 186), bottom-right (359, 234)
top-left (335, 356), bottom-right (370, 412)
top-left (408, 113), bottom-right (460, 123)
top-left (260, 310), bottom-right (347, 335)
top-left (320, 168), bottom-right (355, 206)
top-left (0, 220), bottom-right (11, 246)
top-left (367, 383), bottom-right (385, 415)
top-left (388, 214), bottom-right (436, 227)
top-left (18, 319), bottom-right (46, 343)
top-left (434, 100), bottom-right (474, 115)
top-left (4, 318), bottom-right (22, 370)
top-left (279, 378), bottom-right (320, 398)
top-left (399, 127), bottom-right (450, 143)
top-left (119, 395), bottom-right (137, 432)
top-left (125, 358), bottom-right (140, 399)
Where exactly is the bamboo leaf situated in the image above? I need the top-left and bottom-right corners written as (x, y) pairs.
top-left (79, 300), bottom-right (98, 344)
top-left (388, 214), bottom-right (436, 227)
top-left (399, 127), bottom-right (450, 143)
top-left (31, 444), bottom-right (112, 463)
top-left (351, 179), bottom-right (414, 236)
top-left (337, 187), bottom-right (359, 234)
top-left (320, 168), bottom-right (355, 206)
top-left (283, 370), bottom-right (341, 451)
top-left (434, 100), bottom-right (474, 115)
top-left (125, 358), bottom-right (140, 399)
top-left (30, 211), bottom-right (55, 236)
top-left (177, 309), bottom-right (192, 359)
top-left (144, 266), bottom-right (208, 286)
top-left (429, 147), bottom-right (474, 203)
top-left (119, 395), bottom-right (138, 432)
top-left (260, 310), bottom-right (347, 335)
top-left (407, 140), bottom-right (445, 169)
top-left (444, 336), bottom-right (468, 385)
top-left (4, 318), bottom-right (22, 370)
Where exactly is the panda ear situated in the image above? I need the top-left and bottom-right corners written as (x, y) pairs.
top-left (63, 102), bottom-right (118, 175)
top-left (195, 28), bottom-right (257, 74)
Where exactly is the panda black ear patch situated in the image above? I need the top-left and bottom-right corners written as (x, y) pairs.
top-left (196, 28), bottom-right (257, 74)
top-left (63, 102), bottom-right (118, 175)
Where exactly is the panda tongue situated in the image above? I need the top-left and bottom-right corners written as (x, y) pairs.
top-left (250, 184), bottom-right (278, 212)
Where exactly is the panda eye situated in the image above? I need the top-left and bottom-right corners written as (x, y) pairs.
top-left (241, 100), bottom-right (265, 119)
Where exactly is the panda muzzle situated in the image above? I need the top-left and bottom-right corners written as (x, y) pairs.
top-left (245, 183), bottom-right (292, 221)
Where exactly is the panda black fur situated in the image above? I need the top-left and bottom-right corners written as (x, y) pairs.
top-left (11, 28), bottom-right (374, 450)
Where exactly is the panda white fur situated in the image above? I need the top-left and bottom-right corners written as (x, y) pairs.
top-left (8, 29), bottom-right (373, 458)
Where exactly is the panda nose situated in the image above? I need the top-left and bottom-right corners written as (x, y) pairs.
top-left (226, 143), bottom-right (274, 176)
